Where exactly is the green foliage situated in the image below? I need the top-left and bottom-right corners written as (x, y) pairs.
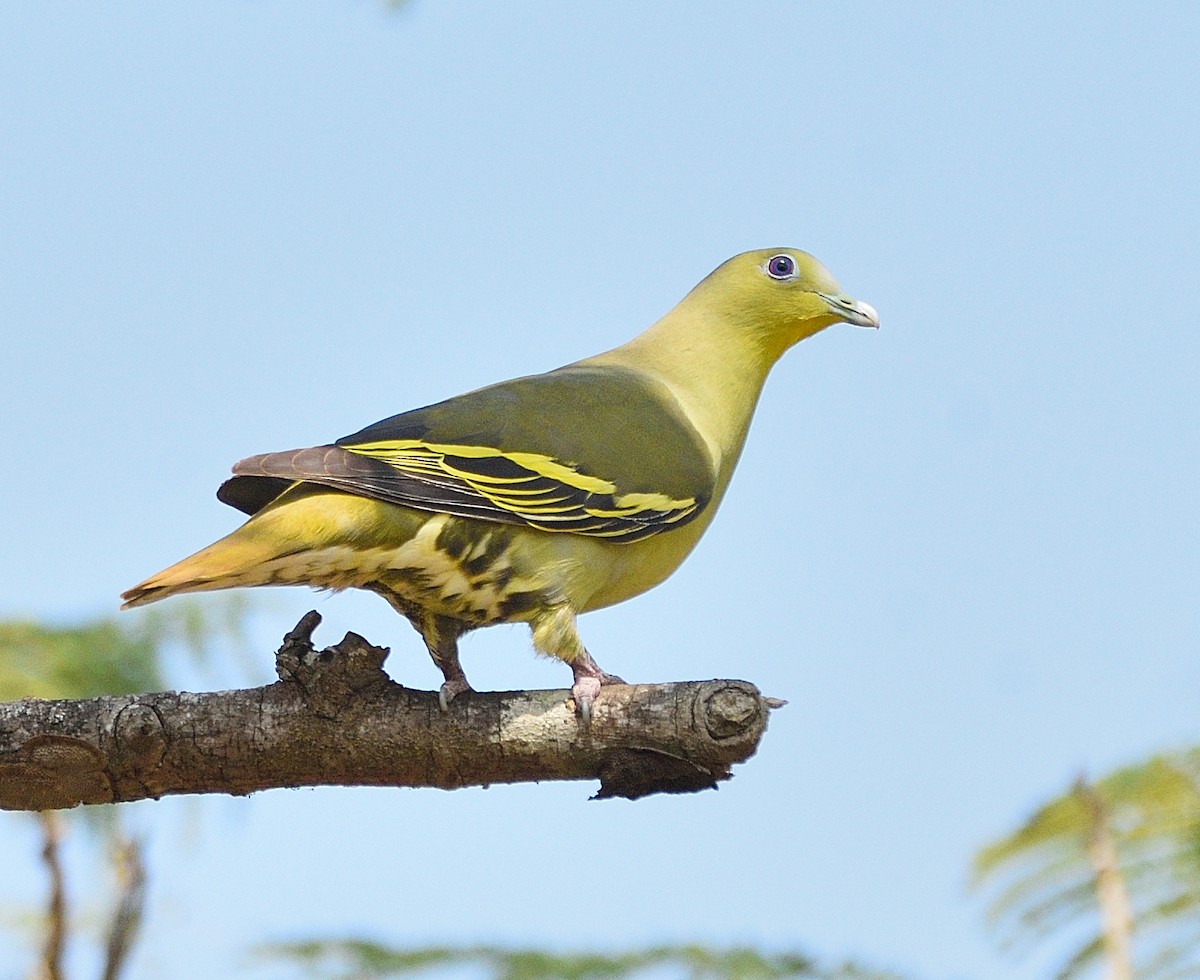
top-left (973, 750), bottom-right (1200, 978)
top-left (0, 595), bottom-right (251, 701)
top-left (254, 939), bottom-right (907, 980)
top-left (0, 617), bottom-right (164, 701)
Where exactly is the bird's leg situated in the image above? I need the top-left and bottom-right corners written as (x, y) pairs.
top-left (418, 613), bottom-right (473, 711)
top-left (530, 603), bottom-right (625, 723)
top-left (371, 588), bottom-right (474, 710)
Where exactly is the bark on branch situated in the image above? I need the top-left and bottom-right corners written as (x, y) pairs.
top-left (0, 612), bottom-right (779, 811)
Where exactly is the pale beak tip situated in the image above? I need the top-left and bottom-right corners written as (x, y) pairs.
top-left (855, 301), bottom-right (880, 329)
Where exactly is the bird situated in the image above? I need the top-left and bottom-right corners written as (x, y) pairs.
top-left (122, 248), bottom-right (877, 720)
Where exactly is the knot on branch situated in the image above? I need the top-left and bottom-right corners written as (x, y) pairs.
top-left (588, 680), bottom-right (775, 799)
top-left (695, 680), bottom-right (768, 743)
top-left (0, 734), bottom-right (113, 810)
top-left (274, 611), bottom-right (398, 719)
top-left (112, 704), bottom-right (166, 773)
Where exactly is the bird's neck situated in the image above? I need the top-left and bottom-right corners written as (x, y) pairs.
top-left (581, 304), bottom-right (777, 486)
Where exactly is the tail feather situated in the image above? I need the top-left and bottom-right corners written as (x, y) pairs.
top-left (120, 488), bottom-right (423, 610)
top-left (120, 531), bottom-right (281, 609)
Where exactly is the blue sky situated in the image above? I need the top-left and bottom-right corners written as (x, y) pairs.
top-left (2, 3), bottom-right (1198, 978)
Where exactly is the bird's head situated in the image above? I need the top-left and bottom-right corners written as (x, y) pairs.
top-left (691, 248), bottom-right (879, 360)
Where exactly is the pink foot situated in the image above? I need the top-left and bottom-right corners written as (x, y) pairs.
top-left (571, 675), bottom-right (602, 724)
top-left (570, 661), bottom-right (627, 724)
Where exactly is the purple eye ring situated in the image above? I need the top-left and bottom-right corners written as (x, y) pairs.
top-left (765, 253), bottom-right (796, 280)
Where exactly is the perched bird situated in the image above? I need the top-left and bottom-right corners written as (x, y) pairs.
top-left (122, 249), bottom-right (877, 719)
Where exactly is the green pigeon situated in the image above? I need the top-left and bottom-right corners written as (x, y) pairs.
top-left (122, 249), bottom-right (878, 720)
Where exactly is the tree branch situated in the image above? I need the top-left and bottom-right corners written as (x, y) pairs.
top-left (0, 612), bottom-right (780, 810)
top-left (100, 834), bottom-right (147, 980)
top-left (36, 809), bottom-right (67, 980)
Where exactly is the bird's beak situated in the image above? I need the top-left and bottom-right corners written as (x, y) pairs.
top-left (819, 293), bottom-right (880, 329)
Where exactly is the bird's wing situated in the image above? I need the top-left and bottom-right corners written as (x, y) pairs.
top-left (217, 365), bottom-right (716, 543)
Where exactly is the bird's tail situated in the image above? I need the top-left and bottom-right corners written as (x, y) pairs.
top-left (120, 525), bottom-right (285, 609)
top-left (120, 488), bottom-right (414, 610)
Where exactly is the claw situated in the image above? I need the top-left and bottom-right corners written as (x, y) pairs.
top-left (437, 678), bottom-right (473, 711)
top-left (569, 674), bottom-right (603, 724)
top-left (568, 648), bottom-right (628, 724)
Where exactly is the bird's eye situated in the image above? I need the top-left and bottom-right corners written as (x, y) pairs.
top-left (765, 254), bottom-right (796, 280)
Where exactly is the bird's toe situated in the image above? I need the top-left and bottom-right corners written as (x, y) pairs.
top-left (570, 675), bottom-right (602, 724)
top-left (438, 678), bottom-right (473, 711)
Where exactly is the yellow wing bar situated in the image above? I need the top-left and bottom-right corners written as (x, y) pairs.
top-left (343, 439), bottom-right (699, 541)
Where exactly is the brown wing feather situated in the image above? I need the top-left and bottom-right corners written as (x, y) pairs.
top-left (220, 445), bottom-right (533, 526)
